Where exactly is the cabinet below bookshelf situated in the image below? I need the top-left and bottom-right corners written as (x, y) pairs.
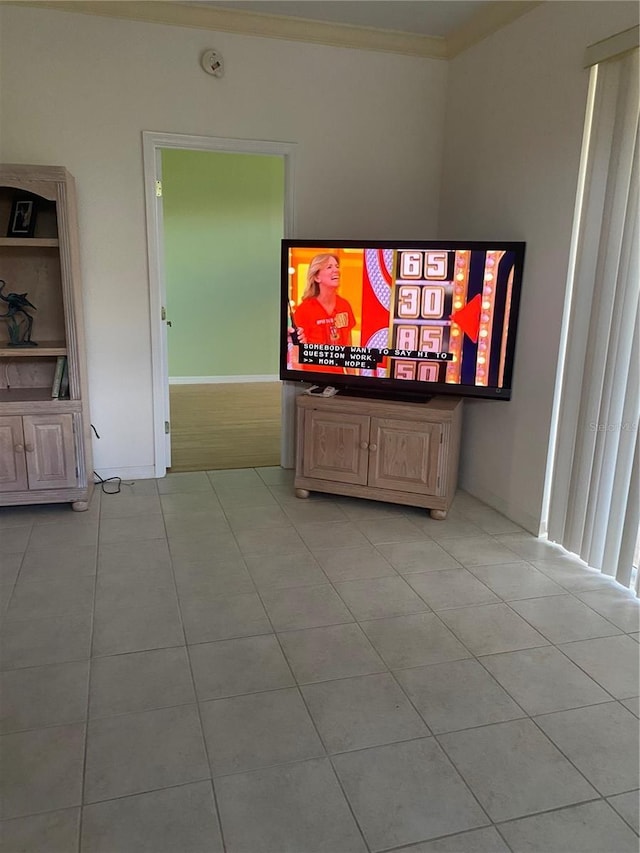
top-left (0, 414), bottom-right (77, 492)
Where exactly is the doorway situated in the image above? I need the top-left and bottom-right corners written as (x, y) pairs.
top-left (142, 132), bottom-right (296, 477)
top-left (162, 147), bottom-right (283, 472)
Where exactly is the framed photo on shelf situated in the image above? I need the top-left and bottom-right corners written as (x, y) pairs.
top-left (7, 197), bottom-right (37, 238)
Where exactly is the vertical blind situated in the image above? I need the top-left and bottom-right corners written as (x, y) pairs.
top-left (546, 40), bottom-right (639, 591)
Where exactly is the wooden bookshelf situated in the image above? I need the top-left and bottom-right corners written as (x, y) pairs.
top-left (0, 237), bottom-right (59, 247)
top-left (0, 387), bottom-right (59, 403)
top-left (0, 165), bottom-right (92, 510)
top-left (0, 341), bottom-right (67, 357)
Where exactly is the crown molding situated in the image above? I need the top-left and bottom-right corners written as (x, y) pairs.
top-left (7, 1), bottom-right (543, 60)
top-left (9, 1), bottom-right (446, 58)
top-left (446, 1), bottom-right (544, 58)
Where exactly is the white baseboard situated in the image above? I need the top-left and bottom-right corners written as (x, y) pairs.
top-left (94, 466), bottom-right (157, 482)
top-left (169, 375), bottom-right (279, 385)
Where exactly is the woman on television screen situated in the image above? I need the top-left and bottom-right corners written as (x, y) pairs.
top-left (293, 253), bottom-right (356, 347)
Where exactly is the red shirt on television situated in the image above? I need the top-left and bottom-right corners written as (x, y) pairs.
top-left (293, 295), bottom-right (356, 345)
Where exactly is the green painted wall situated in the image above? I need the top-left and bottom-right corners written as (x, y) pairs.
top-left (161, 149), bottom-right (284, 377)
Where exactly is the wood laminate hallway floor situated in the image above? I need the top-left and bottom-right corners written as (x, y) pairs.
top-left (169, 383), bottom-right (281, 472)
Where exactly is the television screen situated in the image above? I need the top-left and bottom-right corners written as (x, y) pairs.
top-left (280, 240), bottom-right (525, 401)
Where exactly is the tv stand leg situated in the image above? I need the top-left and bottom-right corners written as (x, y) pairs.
top-left (429, 508), bottom-right (447, 520)
top-left (295, 488), bottom-right (310, 499)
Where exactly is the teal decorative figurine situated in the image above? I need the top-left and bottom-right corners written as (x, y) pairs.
top-left (0, 279), bottom-right (38, 346)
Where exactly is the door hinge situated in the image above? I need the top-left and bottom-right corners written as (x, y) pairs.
top-left (164, 421), bottom-right (170, 435)
top-left (440, 432), bottom-right (443, 443)
top-left (161, 306), bottom-right (166, 321)
top-left (155, 180), bottom-right (162, 197)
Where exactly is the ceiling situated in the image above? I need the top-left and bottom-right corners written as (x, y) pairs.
top-left (191, 1), bottom-right (493, 39)
top-left (31, 1), bottom-right (543, 58)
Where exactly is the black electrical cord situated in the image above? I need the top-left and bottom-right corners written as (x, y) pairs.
top-left (93, 471), bottom-right (122, 495)
top-left (90, 424), bottom-right (123, 494)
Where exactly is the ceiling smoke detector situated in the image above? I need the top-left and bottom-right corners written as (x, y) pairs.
top-left (201, 49), bottom-right (224, 77)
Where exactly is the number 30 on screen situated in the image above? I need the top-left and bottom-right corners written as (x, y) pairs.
top-left (397, 285), bottom-right (445, 320)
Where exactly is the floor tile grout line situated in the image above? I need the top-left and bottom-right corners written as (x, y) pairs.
top-left (376, 821), bottom-right (516, 853)
top-left (374, 794), bottom-right (630, 853)
top-left (233, 484), bottom-right (475, 649)
top-left (157, 486), bottom-right (229, 853)
top-left (433, 722), bottom-right (598, 831)
top-left (500, 584), bottom-right (630, 639)
top-left (70, 713), bottom-right (640, 805)
top-left (77, 485), bottom-right (102, 853)
top-left (472, 647), bottom-right (621, 716)
top-left (5, 776), bottom-right (631, 845)
top-left (189, 626), bottom-right (635, 802)
top-left (1, 696), bottom-right (214, 736)
top-left (427, 586), bottom-right (623, 651)
top-left (525, 708), bottom-right (635, 800)
top-left (4, 777), bottom-right (223, 817)
top-left (323, 754), bottom-right (375, 853)
top-left (0, 651), bottom-right (91, 674)
top-left (197, 471), bottom-right (360, 843)
top-left (546, 640), bottom-right (631, 704)
top-left (2, 516), bottom-right (36, 615)
top-left (211, 472), bottom-right (418, 657)
top-left (80, 770), bottom-right (211, 808)
top-left (343, 729), bottom-right (494, 850)
top-left (602, 794), bottom-right (640, 837)
top-left (492, 792), bottom-right (640, 829)
top-left (412, 608), bottom-right (633, 734)
top-left (435, 700), bottom-right (605, 805)
top-left (494, 822), bottom-right (518, 853)
top-left (6, 664), bottom-right (627, 743)
top-left (227, 516), bottom-right (374, 853)
top-left (452, 565), bottom-right (631, 684)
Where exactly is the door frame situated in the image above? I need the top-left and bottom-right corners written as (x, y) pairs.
top-left (142, 131), bottom-right (296, 477)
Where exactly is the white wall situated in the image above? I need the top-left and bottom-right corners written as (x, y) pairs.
top-left (0, 6), bottom-right (447, 478)
top-left (439, 1), bottom-right (638, 532)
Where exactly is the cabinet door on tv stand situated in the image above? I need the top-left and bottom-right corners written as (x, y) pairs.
top-left (302, 409), bottom-right (369, 485)
top-left (368, 417), bottom-right (443, 496)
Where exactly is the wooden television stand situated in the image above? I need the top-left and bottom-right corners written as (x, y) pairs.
top-left (294, 392), bottom-right (463, 519)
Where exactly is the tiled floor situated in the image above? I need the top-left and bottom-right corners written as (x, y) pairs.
top-left (1, 467), bottom-right (639, 853)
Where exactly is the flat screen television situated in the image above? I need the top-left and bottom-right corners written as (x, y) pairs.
top-left (280, 239), bottom-right (525, 402)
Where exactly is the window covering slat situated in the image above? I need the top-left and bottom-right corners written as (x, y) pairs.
top-left (547, 48), bottom-right (639, 589)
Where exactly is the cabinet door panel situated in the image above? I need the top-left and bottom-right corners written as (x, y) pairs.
top-left (369, 418), bottom-right (442, 495)
top-left (23, 414), bottom-right (77, 489)
top-left (303, 410), bottom-right (369, 485)
top-left (0, 417), bottom-right (28, 492)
